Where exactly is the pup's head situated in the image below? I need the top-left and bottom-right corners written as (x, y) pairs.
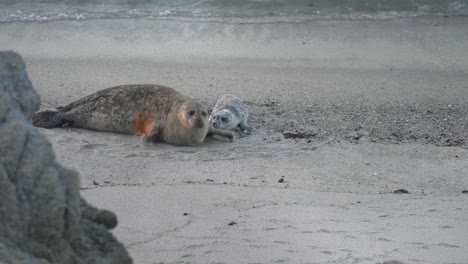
top-left (210, 110), bottom-right (236, 130)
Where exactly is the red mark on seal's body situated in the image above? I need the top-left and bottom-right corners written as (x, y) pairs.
top-left (132, 112), bottom-right (156, 136)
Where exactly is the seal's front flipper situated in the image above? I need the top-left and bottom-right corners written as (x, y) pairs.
top-left (144, 125), bottom-right (163, 143)
top-left (31, 110), bottom-right (70, 128)
top-left (208, 126), bottom-right (236, 142)
top-left (238, 121), bottom-right (252, 134)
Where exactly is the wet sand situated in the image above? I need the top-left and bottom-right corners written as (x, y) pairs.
top-left (1, 16), bottom-right (467, 263)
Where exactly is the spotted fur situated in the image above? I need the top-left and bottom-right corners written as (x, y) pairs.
top-left (210, 94), bottom-right (251, 132)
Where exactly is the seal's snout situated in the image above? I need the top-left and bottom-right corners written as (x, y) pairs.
top-left (195, 119), bottom-right (205, 128)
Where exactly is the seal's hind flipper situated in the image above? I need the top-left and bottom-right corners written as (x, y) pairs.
top-left (31, 110), bottom-right (68, 128)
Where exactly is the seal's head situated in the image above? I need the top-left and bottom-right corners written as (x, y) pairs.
top-left (179, 100), bottom-right (209, 129)
top-left (210, 110), bottom-right (237, 130)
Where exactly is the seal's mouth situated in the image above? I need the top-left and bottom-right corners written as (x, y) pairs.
top-left (194, 119), bottom-right (205, 128)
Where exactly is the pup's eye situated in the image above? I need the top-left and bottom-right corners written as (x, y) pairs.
top-left (201, 111), bottom-right (207, 117)
top-left (188, 110), bottom-right (195, 116)
top-left (221, 117), bottom-right (227, 122)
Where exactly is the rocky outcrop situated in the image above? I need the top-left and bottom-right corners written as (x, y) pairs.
top-left (0, 51), bottom-right (132, 264)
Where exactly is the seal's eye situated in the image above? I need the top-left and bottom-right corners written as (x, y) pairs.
top-left (201, 111), bottom-right (207, 117)
top-left (221, 117), bottom-right (227, 122)
top-left (188, 110), bottom-right (195, 116)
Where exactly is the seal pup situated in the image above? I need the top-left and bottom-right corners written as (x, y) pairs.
top-left (210, 94), bottom-right (251, 133)
top-left (32, 84), bottom-right (235, 146)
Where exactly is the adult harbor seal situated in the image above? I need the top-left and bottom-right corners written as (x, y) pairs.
top-left (210, 94), bottom-right (251, 133)
top-left (32, 84), bottom-right (235, 146)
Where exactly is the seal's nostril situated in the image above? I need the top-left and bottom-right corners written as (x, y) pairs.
top-left (195, 119), bottom-right (204, 128)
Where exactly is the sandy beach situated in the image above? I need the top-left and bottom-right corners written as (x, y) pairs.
top-left (1, 16), bottom-right (467, 263)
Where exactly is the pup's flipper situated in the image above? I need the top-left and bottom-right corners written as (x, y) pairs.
top-left (208, 126), bottom-right (236, 142)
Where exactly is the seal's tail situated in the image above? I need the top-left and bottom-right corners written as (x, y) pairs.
top-left (31, 110), bottom-right (68, 128)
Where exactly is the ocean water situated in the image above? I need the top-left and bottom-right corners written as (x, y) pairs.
top-left (1, 0), bottom-right (467, 23)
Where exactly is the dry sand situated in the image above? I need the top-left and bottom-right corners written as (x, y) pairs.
top-left (1, 16), bottom-right (467, 263)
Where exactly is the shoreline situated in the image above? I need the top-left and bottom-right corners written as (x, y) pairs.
top-left (1, 16), bottom-right (468, 69)
top-left (1, 14), bottom-right (467, 25)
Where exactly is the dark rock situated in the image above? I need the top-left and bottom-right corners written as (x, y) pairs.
top-left (378, 260), bottom-right (406, 264)
top-left (282, 130), bottom-right (316, 139)
top-left (0, 51), bottom-right (132, 264)
top-left (394, 189), bottom-right (410, 194)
